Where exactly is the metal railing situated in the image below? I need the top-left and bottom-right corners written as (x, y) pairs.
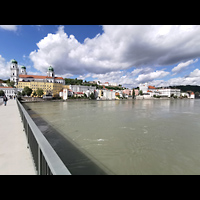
top-left (17, 99), bottom-right (71, 175)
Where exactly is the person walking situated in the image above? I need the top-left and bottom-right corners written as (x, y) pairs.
top-left (3, 96), bottom-right (8, 106)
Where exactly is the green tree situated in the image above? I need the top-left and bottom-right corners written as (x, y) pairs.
top-left (0, 90), bottom-right (5, 96)
top-left (65, 78), bottom-right (75, 85)
top-left (132, 88), bottom-right (135, 99)
top-left (90, 92), bottom-right (96, 100)
top-left (33, 91), bottom-right (37, 97)
top-left (195, 92), bottom-right (200, 98)
top-left (36, 88), bottom-right (44, 97)
top-left (23, 87), bottom-right (33, 97)
top-left (65, 78), bottom-right (84, 85)
top-left (6, 80), bottom-right (15, 88)
top-left (9, 81), bottom-right (15, 88)
top-left (77, 79), bottom-right (83, 85)
top-left (139, 90), bottom-right (143, 96)
top-left (22, 91), bottom-right (26, 96)
top-left (17, 91), bottom-right (22, 96)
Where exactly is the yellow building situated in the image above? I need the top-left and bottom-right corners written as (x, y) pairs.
top-left (17, 81), bottom-right (65, 97)
top-left (16, 66), bottom-right (65, 97)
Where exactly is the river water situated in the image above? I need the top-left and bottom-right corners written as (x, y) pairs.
top-left (25, 99), bottom-right (200, 175)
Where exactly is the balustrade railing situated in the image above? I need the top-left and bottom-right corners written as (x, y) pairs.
top-left (17, 99), bottom-right (71, 175)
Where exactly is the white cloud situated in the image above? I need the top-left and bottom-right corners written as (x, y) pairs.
top-left (30, 26), bottom-right (82, 75)
top-left (27, 25), bottom-right (200, 88)
top-left (0, 55), bottom-right (10, 79)
top-left (29, 25), bottom-right (200, 78)
top-left (189, 68), bottom-right (200, 77)
top-left (77, 70), bottom-right (139, 88)
top-left (82, 68), bottom-right (170, 89)
top-left (102, 25), bottom-right (200, 67)
top-left (172, 59), bottom-right (198, 75)
top-left (150, 68), bottom-right (200, 87)
top-left (0, 25), bottom-right (18, 31)
top-left (77, 73), bottom-right (92, 80)
top-left (167, 77), bottom-right (199, 86)
top-left (136, 70), bottom-right (170, 83)
top-left (92, 71), bottom-right (125, 83)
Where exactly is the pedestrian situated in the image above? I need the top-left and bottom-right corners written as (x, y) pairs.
top-left (3, 95), bottom-right (8, 106)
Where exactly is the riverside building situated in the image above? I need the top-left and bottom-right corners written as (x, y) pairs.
top-left (10, 59), bottom-right (66, 97)
top-left (139, 83), bottom-right (181, 98)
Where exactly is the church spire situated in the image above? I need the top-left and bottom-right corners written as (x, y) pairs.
top-left (47, 66), bottom-right (54, 77)
top-left (10, 59), bottom-right (19, 85)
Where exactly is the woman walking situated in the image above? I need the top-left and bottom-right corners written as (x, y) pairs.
top-left (3, 96), bottom-right (8, 106)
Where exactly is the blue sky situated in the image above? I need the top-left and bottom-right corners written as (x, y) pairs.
top-left (0, 25), bottom-right (103, 66)
top-left (1, 25), bottom-right (200, 88)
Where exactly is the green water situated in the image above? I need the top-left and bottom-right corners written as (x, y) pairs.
top-left (25, 99), bottom-right (200, 175)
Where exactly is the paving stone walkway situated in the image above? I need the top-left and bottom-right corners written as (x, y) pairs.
top-left (0, 99), bottom-right (36, 175)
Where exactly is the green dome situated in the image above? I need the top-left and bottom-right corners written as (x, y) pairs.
top-left (11, 59), bottom-right (18, 64)
top-left (21, 66), bottom-right (26, 69)
top-left (48, 66), bottom-right (54, 71)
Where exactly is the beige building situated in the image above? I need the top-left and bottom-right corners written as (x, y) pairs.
top-left (10, 60), bottom-right (66, 97)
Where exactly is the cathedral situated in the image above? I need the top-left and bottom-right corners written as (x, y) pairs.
top-left (10, 59), bottom-right (64, 85)
top-left (10, 59), bottom-right (66, 97)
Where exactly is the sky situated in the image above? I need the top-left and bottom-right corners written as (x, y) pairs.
top-left (1, 25), bottom-right (200, 88)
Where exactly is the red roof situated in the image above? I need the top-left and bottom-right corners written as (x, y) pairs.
top-left (74, 92), bottom-right (84, 94)
top-left (148, 86), bottom-right (156, 89)
top-left (55, 77), bottom-right (64, 80)
top-left (19, 74), bottom-right (63, 80)
top-left (0, 86), bottom-right (13, 89)
top-left (19, 74), bottom-right (46, 79)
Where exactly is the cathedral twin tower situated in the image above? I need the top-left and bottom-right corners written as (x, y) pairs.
top-left (10, 59), bottom-right (27, 85)
top-left (10, 59), bottom-right (55, 86)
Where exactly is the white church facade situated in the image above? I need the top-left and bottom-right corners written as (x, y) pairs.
top-left (10, 59), bottom-right (65, 86)
top-left (9, 59), bottom-right (66, 97)
top-left (10, 59), bottom-right (19, 84)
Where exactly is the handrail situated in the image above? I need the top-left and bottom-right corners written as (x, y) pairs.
top-left (17, 99), bottom-right (71, 175)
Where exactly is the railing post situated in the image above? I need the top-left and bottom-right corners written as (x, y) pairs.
top-left (27, 122), bottom-right (29, 148)
top-left (16, 99), bottom-right (71, 175)
top-left (38, 146), bottom-right (41, 175)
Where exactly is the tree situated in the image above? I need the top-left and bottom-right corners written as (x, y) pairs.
top-left (0, 90), bottom-right (5, 96)
top-left (17, 91), bottom-right (22, 96)
top-left (22, 91), bottom-right (25, 96)
top-left (65, 78), bottom-right (83, 85)
top-left (90, 92), bottom-right (96, 100)
top-left (77, 79), bottom-right (83, 85)
top-left (195, 92), bottom-right (200, 99)
top-left (36, 88), bottom-right (44, 97)
top-left (23, 87), bottom-right (33, 97)
top-left (139, 90), bottom-right (143, 96)
top-left (6, 80), bottom-right (15, 88)
top-left (33, 91), bottom-right (37, 97)
top-left (132, 88), bottom-right (135, 99)
top-left (9, 81), bottom-right (15, 88)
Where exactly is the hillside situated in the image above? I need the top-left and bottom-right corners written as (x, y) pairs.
top-left (170, 85), bottom-right (200, 93)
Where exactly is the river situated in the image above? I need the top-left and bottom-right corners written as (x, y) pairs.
top-left (24, 99), bottom-right (200, 175)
